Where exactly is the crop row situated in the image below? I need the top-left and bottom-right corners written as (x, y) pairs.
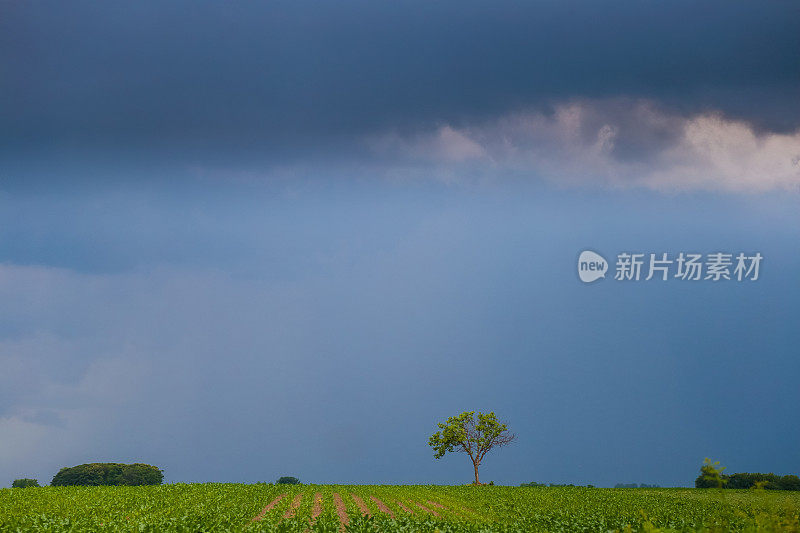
top-left (1, 485), bottom-right (799, 532)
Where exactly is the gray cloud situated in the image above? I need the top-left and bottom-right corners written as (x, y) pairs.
top-left (369, 100), bottom-right (800, 192)
top-left (1, 0), bottom-right (798, 168)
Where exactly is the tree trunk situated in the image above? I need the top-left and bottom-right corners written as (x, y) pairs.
top-left (473, 461), bottom-right (480, 485)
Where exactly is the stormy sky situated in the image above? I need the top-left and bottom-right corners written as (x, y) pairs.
top-left (1, 1), bottom-right (799, 487)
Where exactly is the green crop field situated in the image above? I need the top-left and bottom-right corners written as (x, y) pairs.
top-left (1, 484), bottom-right (799, 532)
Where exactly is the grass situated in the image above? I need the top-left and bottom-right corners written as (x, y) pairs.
top-left (1, 484), bottom-right (799, 532)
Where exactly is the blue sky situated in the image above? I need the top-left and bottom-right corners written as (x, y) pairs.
top-left (1, 1), bottom-right (799, 487)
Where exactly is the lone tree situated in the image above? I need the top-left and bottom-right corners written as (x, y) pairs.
top-left (428, 411), bottom-right (516, 485)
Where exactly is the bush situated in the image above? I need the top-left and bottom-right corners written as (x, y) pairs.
top-left (51, 463), bottom-right (163, 486)
top-left (727, 473), bottom-right (775, 489)
top-left (780, 475), bottom-right (800, 491)
top-left (726, 472), bottom-right (800, 491)
top-left (695, 458), bottom-right (728, 488)
top-left (12, 478), bottom-right (40, 488)
top-left (277, 476), bottom-right (301, 484)
top-left (694, 461), bottom-right (800, 491)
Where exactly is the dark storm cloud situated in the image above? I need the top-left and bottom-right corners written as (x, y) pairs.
top-left (2, 0), bottom-right (798, 164)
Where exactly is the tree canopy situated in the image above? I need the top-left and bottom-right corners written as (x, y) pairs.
top-left (428, 411), bottom-right (515, 485)
top-left (51, 463), bottom-right (163, 486)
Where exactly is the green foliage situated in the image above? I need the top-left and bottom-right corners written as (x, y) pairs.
top-left (695, 460), bottom-right (799, 491)
top-left (429, 411), bottom-right (512, 460)
top-left (50, 463), bottom-right (163, 487)
top-left (429, 411), bottom-right (516, 484)
top-left (277, 476), bottom-right (301, 484)
top-left (11, 478), bottom-right (39, 488)
top-left (780, 475), bottom-right (800, 491)
top-left (727, 473), bottom-right (800, 491)
top-left (695, 458), bottom-right (728, 488)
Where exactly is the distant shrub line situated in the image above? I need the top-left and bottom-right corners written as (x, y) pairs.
top-left (51, 463), bottom-right (163, 486)
top-left (696, 471), bottom-right (800, 490)
top-left (12, 478), bottom-right (40, 488)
